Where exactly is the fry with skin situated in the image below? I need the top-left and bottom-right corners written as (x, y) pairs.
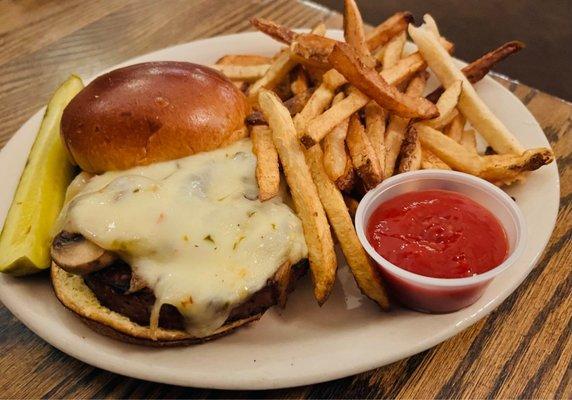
top-left (247, 51), bottom-right (296, 103)
top-left (250, 23), bottom-right (326, 105)
top-left (212, 64), bottom-right (270, 81)
top-left (346, 114), bottom-right (383, 189)
top-left (335, 155), bottom-right (357, 192)
top-left (426, 41), bottom-right (525, 102)
top-left (409, 25), bottom-right (524, 154)
top-left (321, 91), bottom-right (356, 193)
top-left (248, 24), bottom-right (326, 103)
top-left (444, 112), bottom-right (465, 142)
top-left (461, 128), bottom-right (478, 154)
top-left (416, 124), bottom-right (483, 174)
top-left (373, 44), bottom-right (386, 64)
top-left (258, 89), bottom-right (337, 304)
top-left (397, 125), bottom-right (422, 173)
top-left (246, 89), bottom-right (314, 126)
top-left (295, 37), bottom-right (452, 147)
top-left (296, 48), bottom-right (438, 142)
top-left (328, 42), bottom-right (438, 119)
top-left (250, 18), bottom-right (297, 45)
top-left (322, 93), bottom-right (351, 182)
top-left (364, 102), bottom-right (387, 175)
top-left (343, 0), bottom-right (371, 60)
top-left (479, 148), bottom-right (554, 183)
top-left (215, 54), bottom-right (273, 89)
top-left (301, 44), bottom-right (451, 148)
top-left (289, 34), bottom-right (338, 69)
top-left (421, 148), bottom-right (452, 170)
top-left (293, 83), bottom-right (335, 134)
top-left (365, 11), bottom-right (413, 51)
top-left (423, 80), bottom-right (462, 129)
top-left (343, 195), bottom-right (359, 219)
top-left (384, 72), bottom-right (428, 178)
top-left (304, 144), bottom-right (389, 309)
top-left (290, 67), bottom-right (309, 96)
top-left (250, 125), bottom-right (280, 201)
top-left (215, 54), bottom-right (272, 65)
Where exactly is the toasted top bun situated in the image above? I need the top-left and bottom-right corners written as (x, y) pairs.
top-left (61, 62), bottom-right (250, 173)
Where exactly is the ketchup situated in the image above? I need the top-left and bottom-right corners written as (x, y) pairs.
top-left (366, 190), bottom-right (508, 279)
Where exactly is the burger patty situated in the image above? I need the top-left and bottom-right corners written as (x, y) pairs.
top-left (84, 260), bottom-right (307, 331)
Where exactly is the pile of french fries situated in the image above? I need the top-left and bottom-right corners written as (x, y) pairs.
top-left (213, 0), bottom-right (554, 307)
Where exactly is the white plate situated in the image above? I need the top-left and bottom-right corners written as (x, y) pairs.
top-left (0, 31), bottom-right (559, 390)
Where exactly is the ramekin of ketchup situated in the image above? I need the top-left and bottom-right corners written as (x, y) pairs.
top-left (355, 170), bottom-right (526, 313)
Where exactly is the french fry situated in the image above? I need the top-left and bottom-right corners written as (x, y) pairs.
top-left (461, 128), bottom-right (478, 154)
top-left (397, 125), bottom-right (422, 173)
top-left (293, 83), bottom-right (335, 134)
top-left (310, 22), bottom-right (327, 36)
top-left (212, 64), bottom-right (271, 81)
top-left (301, 46), bottom-right (434, 152)
top-left (290, 34), bottom-right (338, 69)
top-left (479, 148), bottom-right (554, 183)
top-left (426, 41), bottom-right (525, 103)
top-left (346, 114), bottom-right (383, 190)
top-left (343, 195), bottom-right (359, 219)
top-left (248, 51), bottom-right (297, 103)
top-left (364, 102), bottom-right (387, 175)
top-left (416, 124), bottom-right (482, 174)
top-left (384, 73), bottom-right (428, 178)
top-left (463, 40), bottom-right (525, 82)
top-left (246, 89), bottom-right (314, 125)
top-left (290, 66), bottom-right (309, 96)
top-left (409, 25), bottom-right (524, 154)
top-left (423, 80), bottom-right (462, 129)
top-left (343, 0), bottom-right (370, 60)
top-left (295, 49), bottom-right (436, 141)
top-left (258, 89), bottom-right (337, 304)
top-left (335, 155), bottom-right (356, 193)
top-left (328, 42), bottom-right (438, 119)
top-left (215, 54), bottom-right (272, 66)
top-left (322, 93), bottom-right (351, 182)
top-left (365, 11), bottom-right (413, 51)
top-left (250, 18), bottom-right (298, 45)
top-left (304, 144), bottom-right (389, 309)
top-left (251, 125), bottom-right (280, 201)
top-left (423, 14), bottom-right (440, 36)
top-left (382, 31), bottom-right (406, 69)
top-left (444, 112), bottom-right (465, 142)
top-left (421, 148), bottom-right (452, 170)
top-left (373, 44), bottom-right (387, 65)
top-left (249, 22), bottom-right (326, 104)
top-left (215, 54), bottom-right (273, 90)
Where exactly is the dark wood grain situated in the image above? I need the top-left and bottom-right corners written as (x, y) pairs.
top-left (0, 1), bottom-right (570, 398)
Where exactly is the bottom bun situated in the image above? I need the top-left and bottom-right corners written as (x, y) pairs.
top-left (51, 263), bottom-right (264, 346)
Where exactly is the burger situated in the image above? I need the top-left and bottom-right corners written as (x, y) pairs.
top-left (50, 62), bottom-right (309, 346)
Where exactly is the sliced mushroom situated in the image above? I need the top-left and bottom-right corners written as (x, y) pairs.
top-left (51, 231), bottom-right (116, 275)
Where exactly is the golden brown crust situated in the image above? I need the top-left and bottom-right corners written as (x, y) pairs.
top-left (61, 62), bottom-right (250, 173)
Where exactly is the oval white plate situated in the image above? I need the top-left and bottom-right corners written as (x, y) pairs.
top-left (0, 31), bottom-right (559, 390)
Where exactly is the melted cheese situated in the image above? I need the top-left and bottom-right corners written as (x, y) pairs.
top-left (58, 139), bottom-right (308, 337)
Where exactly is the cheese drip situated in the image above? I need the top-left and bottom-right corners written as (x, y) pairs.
top-left (59, 139), bottom-right (308, 337)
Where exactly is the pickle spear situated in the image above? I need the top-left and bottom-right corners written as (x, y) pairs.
top-left (0, 75), bottom-right (84, 276)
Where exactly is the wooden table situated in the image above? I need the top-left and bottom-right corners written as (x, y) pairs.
top-left (0, 1), bottom-right (570, 398)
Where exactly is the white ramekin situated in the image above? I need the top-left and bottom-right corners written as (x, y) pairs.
top-left (355, 170), bottom-right (526, 313)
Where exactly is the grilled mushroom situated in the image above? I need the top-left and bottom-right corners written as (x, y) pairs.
top-left (51, 231), bottom-right (116, 275)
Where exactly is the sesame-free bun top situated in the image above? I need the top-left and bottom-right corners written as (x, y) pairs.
top-left (61, 62), bottom-right (250, 173)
